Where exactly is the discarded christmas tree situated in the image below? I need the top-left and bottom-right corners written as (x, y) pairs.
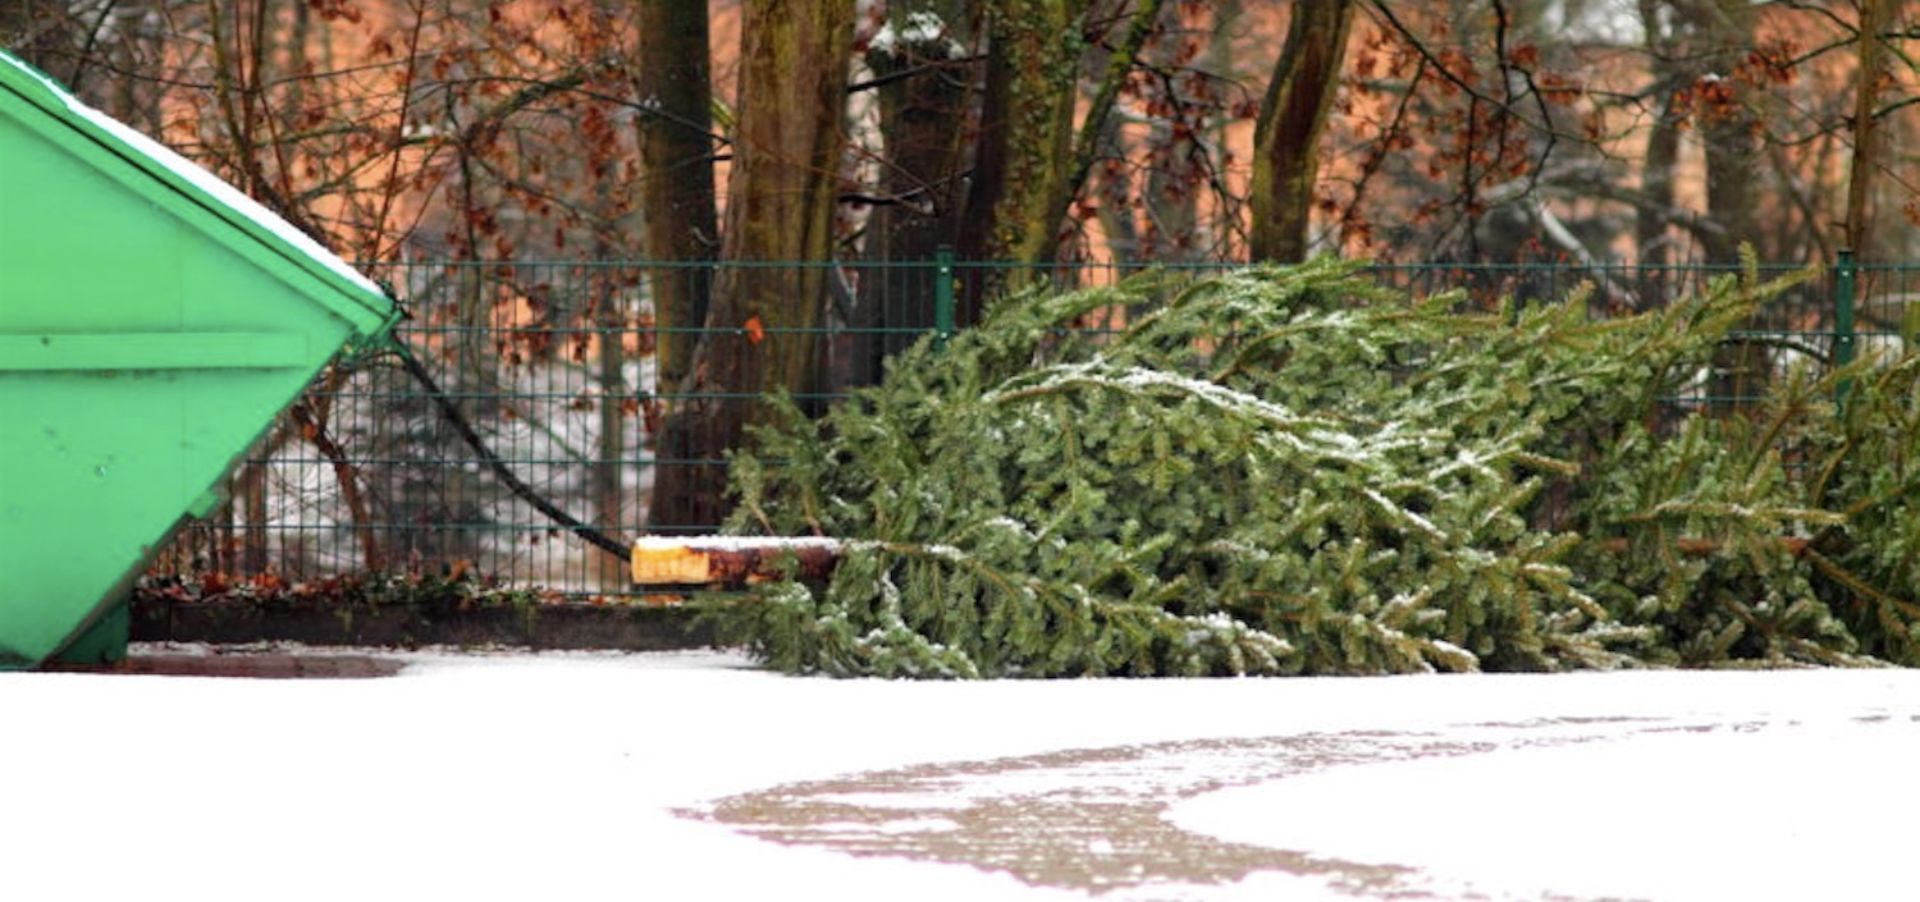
top-left (706, 257), bottom-right (1920, 677)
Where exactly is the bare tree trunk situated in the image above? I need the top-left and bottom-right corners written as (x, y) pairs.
top-left (1637, 111), bottom-right (1681, 260)
top-left (957, 0), bottom-right (1156, 303)
top-left (290, 396), bottom-right (387, 572)
top-left (1144, 120), bottom-right (1190, 261)
top-left (1101, 114), bottom-right (1144, 263)
top-left (1636, 0), bottom-right (1680, 270)
top-left (957, 0), bottom-right (1085, 289)
top-left (1696, 0), bottom-right (1756, 263)
top-left (595, 256), bottom-right (629, 586)
top-left (851, 0), bottom-right (975, 386)
top-left (1683, 0), bottom-right (1765, 407)
top-left (1153, 0), bottom-right (1223, 262)
top-left (215, 484), bottom-right (236, 576)
top-left (1051, 0), bottom-right (1162, 258)
top-left (1249, 0), bottom-right (1355, 263)
top-left (649, 0), bottom-right (855, 531)
top-left (1631, 0), bottom-right (1689, 315)
top-left (1205, 0), bottom-right (1241, 257)
top-left (240, 462), bottom-right (270, 573)
top-left (635, 0), bottom-right (720, 390)
top-left (633, 537), bottom-right (841, 585)
top-left (1844, 0), bottom-right (1889, 260)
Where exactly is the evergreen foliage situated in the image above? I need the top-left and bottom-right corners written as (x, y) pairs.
top-left (707, 258), bottom-right (1920, 677)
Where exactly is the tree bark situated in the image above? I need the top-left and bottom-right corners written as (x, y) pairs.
top-left (648, 0), bottom-right (855, 530)
top-left (1203, 0), bottom-right (1240, 257)
top-left (239, 462), bottom-right (270, 574)
top-left (1249, 0), bottom-right (1356, 263)
top-left (851, 0), bottom-right (975, 386)
top-left (957, 0), bottom-right (1160, 303)
top-left (1636, 0), bottom-right (1681, 270)
top-left (1687, 0), bottom-right (1764, 406)
top-left (1696, 0), bottom-right (1757, 263)
top-left (1101, 113), bottom-right (1145, 262)
top-left (1051, 0), bottom-right (1162, 250)
top-left (957, 0), bottom-right (1085, 293)
top-left (634, 0), bottom-right (720, 390)
top-left (1844, 0), bottom-right (1889, 260)
top-left (1141, 0), bottom-right (1201, 263)
top-left (595, 258), bottom-right (630, 586)
top-left (631, 537), bottom-right (842, 585)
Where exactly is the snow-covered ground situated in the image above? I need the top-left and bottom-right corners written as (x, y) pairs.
top-left (3, 647), bottom-right (1916, 900)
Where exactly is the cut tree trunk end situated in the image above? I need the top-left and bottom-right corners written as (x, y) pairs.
top-left (631, 537), bottom-right (843, 586)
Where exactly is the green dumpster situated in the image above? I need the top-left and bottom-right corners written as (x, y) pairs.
top-left (0, 51), bottom-right (399, 669)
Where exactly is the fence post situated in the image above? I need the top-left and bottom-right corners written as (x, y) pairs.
top-left (934, 246), bottom-right (955, 351)
top-left (1835, 248), bottom-right (1857, 405)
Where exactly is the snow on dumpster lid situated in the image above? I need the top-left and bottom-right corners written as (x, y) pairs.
top-left (0, 51), bottom-right (394, 330)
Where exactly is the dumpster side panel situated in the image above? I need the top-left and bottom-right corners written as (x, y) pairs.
top-left (0, 52), bottom-right (393, 335)
top-left (0, 96), bottom-right (363, 668)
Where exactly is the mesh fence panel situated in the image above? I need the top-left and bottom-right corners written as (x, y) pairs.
top-left (151, 259), bottom-right (1899, 596)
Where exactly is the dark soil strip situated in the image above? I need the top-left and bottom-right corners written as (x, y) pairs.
top-left (42, 652), bottom-right (406, 679)
top-left (130, 597), bottom-right (714, 652)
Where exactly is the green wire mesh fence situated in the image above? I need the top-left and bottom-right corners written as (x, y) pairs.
top-left (148, 256), bottom-right (1911, 597)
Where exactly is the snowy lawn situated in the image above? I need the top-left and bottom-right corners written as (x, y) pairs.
top-left (3, 646), bottom-right (1916, 900)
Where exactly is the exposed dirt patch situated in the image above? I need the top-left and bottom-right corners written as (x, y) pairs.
top-left (685, 718), bottom-right (1684, 897)
top-left (43, 651), bottom-right (405, 679)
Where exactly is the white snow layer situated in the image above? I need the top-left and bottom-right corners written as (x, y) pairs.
top-left (1, 52), bottom-right (387, 299)
top-left (1171, 714), bottom-right (1920, 901)
top-left (870, 10), bottom-right (960, 56)
top-left (3, 649), bottom-right (1919, 901)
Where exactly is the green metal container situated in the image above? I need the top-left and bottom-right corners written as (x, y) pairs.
top-left (0, 52), bottom-right (398, 669)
